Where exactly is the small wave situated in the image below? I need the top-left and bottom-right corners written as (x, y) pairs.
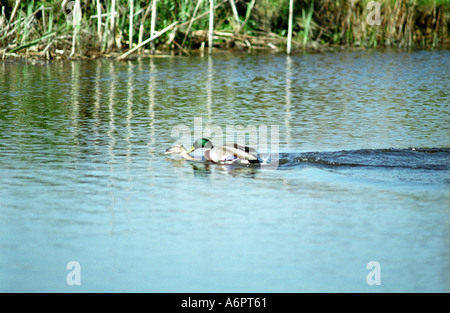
top-left (276, 148), bottom-right (450, 171)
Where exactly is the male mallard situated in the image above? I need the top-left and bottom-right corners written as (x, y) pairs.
top-left (188, 138), bottom-right (260, 164)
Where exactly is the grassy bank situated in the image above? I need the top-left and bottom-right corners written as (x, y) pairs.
top-left (0, 0), bottom-right (448, 60)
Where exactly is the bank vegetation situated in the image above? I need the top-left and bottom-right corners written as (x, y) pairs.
top-left (0, 0), bottom-right (448, 60)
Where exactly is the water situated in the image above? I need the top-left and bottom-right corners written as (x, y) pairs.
top-left (0, 50), bottom-right (449, 292)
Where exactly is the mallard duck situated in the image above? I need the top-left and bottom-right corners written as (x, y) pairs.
top-left (188, 138), bottom-right (260, 164)
top-left (164, 145), bottom-right (195, 160)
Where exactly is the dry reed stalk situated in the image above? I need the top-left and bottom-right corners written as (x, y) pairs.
top-left (178, 0), bottom-right (226, 28)
top-left (138, 1), bottom-right (153, 54)
top-left (108, 0), bottom-right (116, 51)
top-left (181, 0), bottom-right (203, 48)
top-left (398, 2), bottom-right (408, 47)
top-left (209, 0), bottom-right (214, 54)
top-left (192, 29), bottom-right (287, 50)
top-left (1, 7), bottom-right (5, 31)
top-left (97, 0), bottom-right (102, 43)
top-left (100, 6), bottom-right (110, 53)
top-left (118, 21), bottom-right (178, 59)
top-left (236, 0), bottom-right (255, 34)
top-left (287, 0), bottom-right (293, 54)
top-left (129, 0), bottom-right (134, 49)
top-left (40, 34), bottom-right (55, 59)
top-left (9, 30), bottom-right (56, 53)
top-left (150, 0), bottom-right (157, 54)
top-left (21, 4), bottom-right (40, 44)
top-left (432, 1), bottom-right (440, 48)
top-left (69, 0), bottom-right (80, 58)
top-left (171, 38), bottom-right (191, 55)
top-left (228, 0), bottom-right (240, 30)
top-left (7, 0), bottom-right (21, 31)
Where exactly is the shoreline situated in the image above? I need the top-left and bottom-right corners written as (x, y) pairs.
top-left (2, 44), bottom-right (449, 64)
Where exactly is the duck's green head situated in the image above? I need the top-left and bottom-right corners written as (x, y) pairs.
top-left (189, 138), bottom-right (213, 153)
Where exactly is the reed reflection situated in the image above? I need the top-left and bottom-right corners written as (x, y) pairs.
top-left (285, 56), bottom-right (292, 147)
top-left (189, 162), bottom-right (258, 178)
top-left (106, 61), bottom-right (118, 230)
top-left (126, 60), bottom-right (134, 178)
top-left (148, 58), bottom-right (156, 159)
top-left (206, 55), bottom-right (213, 121)
top-left (93, 60), bottom-right (102, 153)
top-left (70, 61), bottom-right (80, 147)
top-left (107, 61), bottom-right (117, 167)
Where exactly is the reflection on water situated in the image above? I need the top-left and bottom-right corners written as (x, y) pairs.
top-left (0, 51), bottom-right (449, 292)
top-left (189, 162), bottom-right (258, 178)
top-left (285, 56), bottom-right (292, 146)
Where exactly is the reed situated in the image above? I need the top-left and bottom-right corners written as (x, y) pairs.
top-left (209, 0), bottom-right (214, 54)
top-left (301, 0), bottom-right (314, 46)
top-left (229, 0), bottom-right (241, 30)
top-left (138, 2), bottom-right (153, 54)
top-left (150, 0), bottom-right (157, 53)
top-left (129, 0), bottom-right (133, 49)
top-left (181, 0), bottom-right (203, 48)
top-left (318, 0), bottom-right (448, 48)
top-left (286, 0), bottom-right (293, 54)
top-left (109, 0), bottom-right (116, 51)
top-left (69, 0), bottom-right (80, 58)
top-left (96, 0), bottom-right (101, 42)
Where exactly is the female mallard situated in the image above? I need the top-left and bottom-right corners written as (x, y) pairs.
top-left (188, 138), bottom-right (260, 164)
top-left (164, 145), bottom-right (195, 160)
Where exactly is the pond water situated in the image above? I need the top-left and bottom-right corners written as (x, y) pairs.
top-left (0, 50), bottom-right (449, 292)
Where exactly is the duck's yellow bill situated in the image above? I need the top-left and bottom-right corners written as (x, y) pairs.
top-left (188, 146), bottom-right (195, 153)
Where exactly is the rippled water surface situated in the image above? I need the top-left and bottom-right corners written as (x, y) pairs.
top-left (1, 50), bottom-right (449, 292)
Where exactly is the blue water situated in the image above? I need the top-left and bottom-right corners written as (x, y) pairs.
top-left (0, 50), bottom-right (449, 292)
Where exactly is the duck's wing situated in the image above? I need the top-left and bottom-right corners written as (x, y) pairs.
top-left (220, 144), bottom-right (259, 160)
top-left (226, 144), bottom-right (258, 154)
